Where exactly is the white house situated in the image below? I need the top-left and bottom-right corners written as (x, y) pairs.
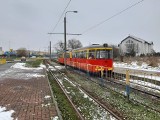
top-left (0, 47), bottom-right (4, 55)
top-left (118, 35), bottom-right (153, 56)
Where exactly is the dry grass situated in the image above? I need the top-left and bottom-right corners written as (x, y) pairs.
top-left (119, 56), bottom-right (160, 67)
top-left (147, 57), bottom-right (159, 67)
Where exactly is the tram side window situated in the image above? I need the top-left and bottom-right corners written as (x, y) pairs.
top-left (96, 50), bottom-right (100, 59)
top-left (59, 53), bottom-right (64, 58)
top-left (81, 51), bottom-right (87, 58)
top-left (79, 51), bottom-right (84, 58)
top-left (101, 50), bottom-right (108, 58)
top-left (88, 50), bottom-right (95, 59)
top-left (76, 52), bottom-right (80, 58)
top-left (74, 52), bottom-right (78, 58)
top-left (109, 50), bottom-right (113, 58)
top-left (96, 50), bottom-right (112, 59)
top-left (58, 54), bottom-right (62, 58)
top-left (66, 53), bottom-right (70, 58)
top-left (72, 52), bottom-right (74, 58)
top-left (72, 52), bottom-right (76, 58)
top-left (83, 51), bottom-right (87, 58)
top-left (76, 52), bottom-right (79, 58)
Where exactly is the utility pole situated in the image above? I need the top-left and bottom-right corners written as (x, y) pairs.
top-left (48, 10), bottom-right (79, 67)
top-left (50, 41), bottom-right (51, 60)
top-left (64, 10), bottom-right (78, 69)
top-left (64, 16), bottom-right (67, 68)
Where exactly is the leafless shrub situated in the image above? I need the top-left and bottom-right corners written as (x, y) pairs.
top-left (118, 56), bottom-right (160, 67)
top-left (147, 57), bottom-right (159, 67)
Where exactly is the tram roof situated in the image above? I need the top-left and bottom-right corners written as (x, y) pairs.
top-left (71, 44), bottom-right (112, 51)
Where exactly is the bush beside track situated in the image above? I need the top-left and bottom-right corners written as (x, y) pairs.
top-left (25, 59), bottom-right (42, 67)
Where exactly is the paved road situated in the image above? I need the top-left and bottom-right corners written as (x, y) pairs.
top-left (0, 63), bottom-right (14, 71)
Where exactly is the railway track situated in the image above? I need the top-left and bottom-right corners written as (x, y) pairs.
top-left (70, 66), bottom-right (160, 98)
top-left (47, 63), bottom-right (123, 120)
top-left (67, 68), bottom-right (160, 113)
top-left (47, 60), bottom-right (160, 119)
top-left (48, 69), bottom-right (84, 120)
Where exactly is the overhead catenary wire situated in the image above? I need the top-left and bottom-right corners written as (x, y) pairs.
top-left (81, 0), bottom-right (144, 35)
top-left (51, 0), bottom-right (72, 33)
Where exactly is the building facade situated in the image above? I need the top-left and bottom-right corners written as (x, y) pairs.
top-left (0, 47), bottom-right (4, 55)
top-left (118, 35), bottom-right (153, 56)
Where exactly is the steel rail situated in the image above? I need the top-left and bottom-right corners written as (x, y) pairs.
top-left (45, 69), bottom-right (63, 120)
top-left (78, 86), bottom-right (123, 120)
top-left (69, 70), bottom-right (160, 113)
top-left (57, 70), bottom-right (123, 120)
top-left (71, 69), bottom-right (160, 99)
top-left (49, 62), bottom-right (160, 114)
top-left (49, 63), bottom-right (123, 120)
top-left (49, 69), bottom-right (84, 120)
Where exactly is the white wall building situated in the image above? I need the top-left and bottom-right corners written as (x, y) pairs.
top-left (0, 47), bottom-right (4, 55)
top-left (118, 35), bottom-right (154, 56)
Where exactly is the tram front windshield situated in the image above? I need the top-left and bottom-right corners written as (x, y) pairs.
top-left (96, 49), bottom-right (112, 59)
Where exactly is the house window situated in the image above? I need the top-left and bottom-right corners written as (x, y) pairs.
top-left (125, 40), bottom-right (135, 53)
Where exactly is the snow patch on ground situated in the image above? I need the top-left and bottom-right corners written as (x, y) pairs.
top-left (26, 73), bottom-right (45, 78)
top-left (52, 116), bottom-right (59, 120)
top-left (0, 106), bottom-right (15, 120)
top-left (11, 63), bottom-right (45, 70)
top-left (114, 61), bottom-right (160, 82)
top-left (48, 65), bottom-right (56, 71)
top-left (55, 66), bottom-right (65, 70)
top-left (44, 95), bottom-right (51, 99)
top-left (0, 63), bottom-right (46, 80)
top-left (114, 61), bottom-right (160, 72)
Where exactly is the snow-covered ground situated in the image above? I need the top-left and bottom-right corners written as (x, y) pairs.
top-left (114, 61), bottom-right (160, 81)
top-left (114, 61), bottom-right (160, 73)
top-left (0, 106), bottom-right (15, 120)
top-left (11, 63), bottom-right (46, 70)
top-left (0, 63), bottom-right (46, 80)
top-left (0, 62), bottom-right (159, 120)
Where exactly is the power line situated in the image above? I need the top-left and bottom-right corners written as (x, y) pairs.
top-left (81, 0), bottom-right (144, 34)
top-left (51, 0), bottom-right (72, 33)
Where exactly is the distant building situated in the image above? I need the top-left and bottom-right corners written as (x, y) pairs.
top-left (0, 47), bottom-right (4, 55)
top-left (29, 50), bottom-right (49, 57)
top-left (118, 35), bottom-right (154, 56)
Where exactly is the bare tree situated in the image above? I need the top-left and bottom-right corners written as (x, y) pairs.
top-left (67, 38), bottom-right (83, 49)
top-left (109, 45), bottom-right (120, 59)
top-left (16, 48), bottom-right (27, 57)
top-left (54, 40), bottom-right (64, 53)
top-left (54, 39), bottom-right (83, 54)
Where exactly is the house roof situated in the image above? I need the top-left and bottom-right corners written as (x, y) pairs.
top-left (119, 35), bottom-right (153, 45)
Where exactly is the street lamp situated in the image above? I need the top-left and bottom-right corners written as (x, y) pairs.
top-left (64, 11), bottom-right (78, 68)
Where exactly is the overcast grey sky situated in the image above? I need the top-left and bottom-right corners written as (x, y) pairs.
top-left (0, 0), bottom-right (160, 52)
